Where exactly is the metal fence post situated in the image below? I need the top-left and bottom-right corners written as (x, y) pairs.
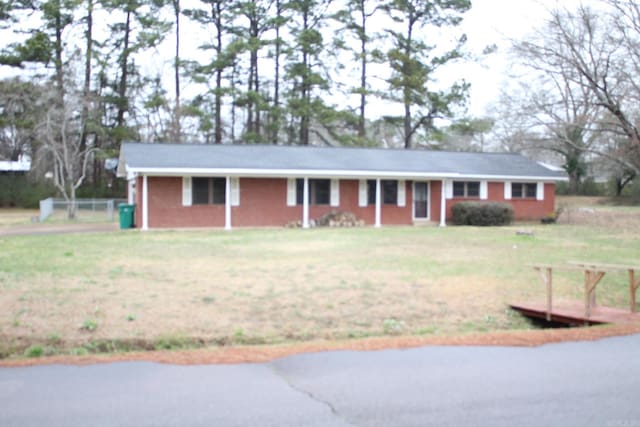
top-left (107, 200), bottom-right (114, 222)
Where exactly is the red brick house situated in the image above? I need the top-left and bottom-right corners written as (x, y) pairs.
top-left (117, 143), bottom-right (566, 230)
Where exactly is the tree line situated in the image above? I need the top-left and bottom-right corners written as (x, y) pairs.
top-left (492, 0), bottom-right (640, 196)
top-left (2, 0), bottom-right (640, 207)
top-left (0, 0), bottom-right (474, 207)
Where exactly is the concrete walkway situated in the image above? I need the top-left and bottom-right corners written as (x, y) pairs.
top-left (2, 334), bottom-right (640, 426)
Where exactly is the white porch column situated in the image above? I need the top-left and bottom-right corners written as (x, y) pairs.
top-left (142, 175), bottom-right (149, 231)
top-left (375, 178), bottom-right (381, 228)
top-left (127, 179), bottom-right (135, 204)
top-left (439, 179), bottom-right (446, 227)
top-left (303, 177), bottom-right (310, 228)
top-left (225, 176), bottom-right (232, 230)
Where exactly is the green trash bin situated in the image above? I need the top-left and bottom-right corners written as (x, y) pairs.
top-left (118, 204), bottom-right (135, 229)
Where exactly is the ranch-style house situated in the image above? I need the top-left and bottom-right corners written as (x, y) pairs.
top-left (117, 143), bottom-right (567, 230)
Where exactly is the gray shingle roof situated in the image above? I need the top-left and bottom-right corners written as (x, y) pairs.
top-left (118, 142), bottom-right (566, 180)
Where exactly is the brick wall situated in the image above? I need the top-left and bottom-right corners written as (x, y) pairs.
top-left (442, 182), bottom-right (556, 221)
top-left (128, 177), bottom-right (555, 228)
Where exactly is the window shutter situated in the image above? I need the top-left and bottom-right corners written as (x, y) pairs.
top-left (445, 180), bottom-right (453, 199)
top-left (397, 180), bottom-right (406, 207)
top-left (536, 182), bottom-right (545, 201)
top-left (358, 180), bottom-right (367, 207)
top-left (231, 178), bottom-right (240, 206)
top-left (286, 178), bottom-right (296, 206)
top-left (504, 181), bottom-right (512, 200)
top-left (330, 179), bottom-right (340, 207)
top-left (480, 181), bottom-right (488, 200)
top-left (182, 177), bottom-right (192, 206)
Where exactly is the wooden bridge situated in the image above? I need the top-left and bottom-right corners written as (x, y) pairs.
top-left (510, 262), bottom-right (640, 326)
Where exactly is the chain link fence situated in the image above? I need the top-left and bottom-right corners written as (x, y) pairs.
top-left (39, 198), bottom-right (128, 223)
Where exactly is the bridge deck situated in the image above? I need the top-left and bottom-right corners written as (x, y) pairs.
top-left (510, 301), bottom-right (640, 326)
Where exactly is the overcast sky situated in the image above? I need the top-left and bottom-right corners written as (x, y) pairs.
top-left (460, 0), bottom-right (589, 116)
top-left (459, 0), bottom-right (552, 116)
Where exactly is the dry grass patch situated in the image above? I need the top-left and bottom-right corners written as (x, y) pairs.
top-left (0, 209), bottom-right (38, 227)
top-left (0, 198), bottom-right (639, 358)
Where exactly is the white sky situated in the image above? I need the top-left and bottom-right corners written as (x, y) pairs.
top-left (458, 0), bottom-right (556, 116)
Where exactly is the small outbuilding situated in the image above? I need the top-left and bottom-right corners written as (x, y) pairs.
top-left (116, 143), bottom-right (566, 230)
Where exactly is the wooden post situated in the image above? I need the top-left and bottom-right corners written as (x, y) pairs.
top-left (546, 268), bottom-right (552, 321)
top-left (534, 266), bottom-right (553, 321)
top-left (584, 271), bottom-right (591, 320)
top-left (630, 269), bottom-right (640, 313)
top-left (584, 269), bottom-right (605, 319)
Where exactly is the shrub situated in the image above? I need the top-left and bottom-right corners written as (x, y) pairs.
top-left (24, 345), bottom-right (44, 358)
top-left (451, 202), bottom-right (513, 226)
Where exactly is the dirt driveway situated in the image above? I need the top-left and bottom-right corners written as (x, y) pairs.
top-left (0, 222), bottom-right (119, 237)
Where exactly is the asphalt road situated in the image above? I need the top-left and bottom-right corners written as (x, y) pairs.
top-left (2, 335), bottom-right (640, 427)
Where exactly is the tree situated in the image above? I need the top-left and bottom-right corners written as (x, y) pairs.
top-left (333, 0), bottom-right (382, 142)
top-left (0, 0), bottom-right (79, 105)
top-left (439, 116), bottom-right (494, 152)
top-left (231, 0), bottom-right (274, 142)
top-left (267, 0), bottom-right (288, 144)
top-left (103, 0), bottom-right (171, 146)
top-left (383, 0), bottom-right (470, 149)
top-left (0, 79), bottom-right (44, 161)
top-left (285, 0), bottom-right (333, 145)
top-left (171, 0), bottom-right (182, 142)
top-left (516, 4), bottom-right (640, 176)
top-left (502, 27), bottom-right (603, 195)
top-left (37, 90), bottom-right (97, 219)
top-left (185, 0), bottom-right (237, 144)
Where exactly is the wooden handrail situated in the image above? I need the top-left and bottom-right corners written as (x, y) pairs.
top-left (531, 262), bottom-right (640, 319)
top-left (568, 261), bottom-right (640, 271)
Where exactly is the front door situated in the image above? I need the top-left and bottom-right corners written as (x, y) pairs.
top-left (413, 182), bottom-right (429, 219)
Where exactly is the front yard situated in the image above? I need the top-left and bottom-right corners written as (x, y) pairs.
top-left (0, 198), bottom-right (638, 358)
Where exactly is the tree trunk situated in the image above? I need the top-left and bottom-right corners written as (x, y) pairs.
top-left (271, 0), bottom-right (281, 144)
top-left (300, 9), bottom-right (310, 146)
top-left (54, 0), bottom-right (65, 105)
top-left (173, 0), bottom-right (181, 143)
top-left (358, 0), bottom-right (366, 139)
top-left (231, 62), bottom-right (237, 143)
top-left (214, 1), bottom-right (222, 144)
top-left (246, 7), bottom-right (260, 140)
top-left (80, 0), bottom-right (93, 153)
top-left (116, 10), bottom-right (132, 138)
top-left (403, 17), bottom-right (414, 149)
top-left (569, 170), bottom-right (579, 194)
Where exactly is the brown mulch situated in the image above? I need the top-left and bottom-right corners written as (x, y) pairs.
top-left (3, 323), bottom-right (640, 368)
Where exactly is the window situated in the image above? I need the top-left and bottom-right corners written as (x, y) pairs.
top-left (512, 182), bottom-right (537, 199)
top-left (453, 181), bottom-right (480, 198)
top-left (367, 180), bottom-right (398, 205)
top-left (192, 177), bottom-right (226, 205)
top-left (296, 179), bottom-right (330, 205)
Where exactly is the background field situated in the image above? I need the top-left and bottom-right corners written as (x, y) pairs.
top-left (0, 197), bottom-right (638, 357)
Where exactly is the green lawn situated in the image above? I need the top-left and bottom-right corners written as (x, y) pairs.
top-left (1, 200), bottom-right (639, 358)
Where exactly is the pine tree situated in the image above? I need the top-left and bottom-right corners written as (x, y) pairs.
top-left (384, 0), bottom-right (470, 148)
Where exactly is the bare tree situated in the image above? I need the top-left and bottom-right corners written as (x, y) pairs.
top-left (37, 92), bottom-right (97, 219)
top-left (516, 4), bottom-right (640, 175)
